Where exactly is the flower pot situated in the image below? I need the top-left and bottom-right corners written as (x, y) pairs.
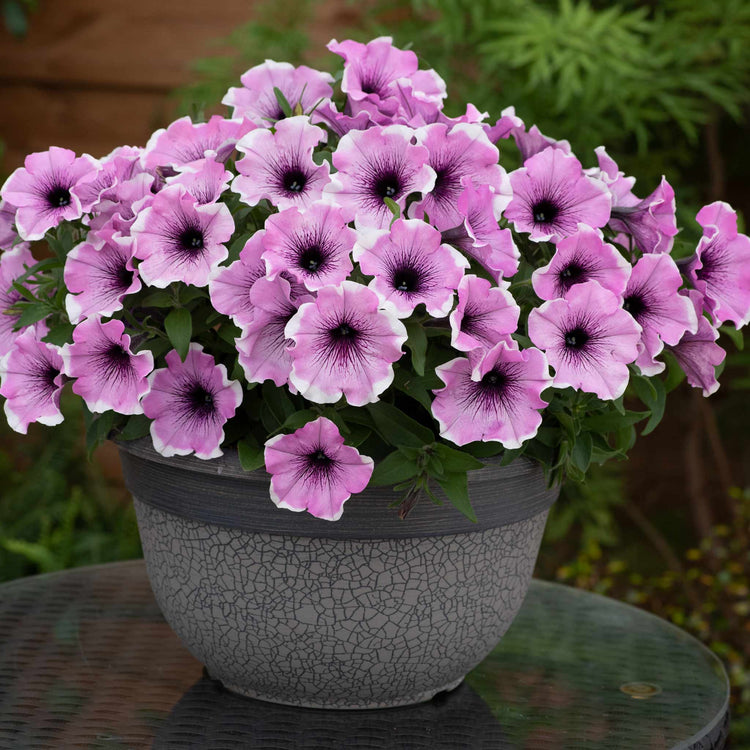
top-left (118, 438), bottom-right (558, 710)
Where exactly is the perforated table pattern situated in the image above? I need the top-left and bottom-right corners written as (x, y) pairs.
top-left (0, 560), bottom-right (729, 749)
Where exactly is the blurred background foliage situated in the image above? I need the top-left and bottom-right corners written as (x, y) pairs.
top-left (1, 0), bottom-right (748, 740)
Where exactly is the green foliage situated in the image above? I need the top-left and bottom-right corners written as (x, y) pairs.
top-left (2, 0), bottom-right (37, 37)
top-left (0, 395), bottom-right (142, 582)
top-left (355, 0), bottom-right (750, 205)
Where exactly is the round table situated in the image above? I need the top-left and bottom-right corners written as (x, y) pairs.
top-left (0, 560), bottom-right (729, 749)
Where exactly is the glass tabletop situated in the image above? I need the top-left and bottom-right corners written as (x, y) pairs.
top-left (0, 560), bottom-right (729, 749)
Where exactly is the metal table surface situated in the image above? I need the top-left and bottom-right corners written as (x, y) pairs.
top-left (0, 560), bottom-right (729, 749)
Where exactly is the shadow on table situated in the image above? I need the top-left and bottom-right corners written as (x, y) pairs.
top-left (152, 674), bottom-right (512, 749)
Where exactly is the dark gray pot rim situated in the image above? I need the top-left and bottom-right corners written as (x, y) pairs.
top-left (117, 438), bottom-right (559, 539)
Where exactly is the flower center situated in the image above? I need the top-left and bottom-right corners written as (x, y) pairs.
top-left (179, 227), bottom-right (205, 252)
top-left (47, 186), bottom-right (71, 208)
top-left (189, 384), bottom-right (215, 415)
top-left (532, 199), bottom-right (559, 225)
top-left (283, 169), bottom-right (308, 194)
top-left (299, 246), bottom-right (324, 273)
top-left (375, 173), bottom-right (400, 199)
top-left (622, 294), bottom-right (646, 319)
top-left (332, 323), bottom-right (357, 340)
top-left (116, 263), bottom-right (134, 289)
top-left (43, 364), bottom-right (60, 390)
top-left (106, 344), bottom-right (131, 368)
top-left (480, 369), bottom-right (506, 389)
top-left (564, 327), bottom-right (589, 350)
top-left (560, 262), bottom-right (585, 284)
top-left (393, 267), bottom-right (420, 293)
top-left (308, 449), bottom-right (333, 470)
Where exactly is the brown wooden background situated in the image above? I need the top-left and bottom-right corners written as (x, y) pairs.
top-left (0, 0), bottom-right (359, 175)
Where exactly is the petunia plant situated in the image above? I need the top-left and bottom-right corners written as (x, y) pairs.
top-left (1, 37), bottom-right (749, 523)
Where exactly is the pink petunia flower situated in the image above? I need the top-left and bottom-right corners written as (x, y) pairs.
top-left (667, 290), bottom-right (726, 397)
top-left (449, 275), bottom-right (520, 352)
top-left (591, 148), bottom-right (678, 255)
top-left (325, 124), bottom-right (436, 229)
top-left (141, 115), bottom-right (254, 172)
top-left (285, 281), bottom-right (407, 406)
top-left (262, 202), bottom-right (355, 291)
top-left (0, 328), bottom-right (65, 434)
top-left (504, 147), bottom-right (611, 243)
top-left (531, 224), bottom-right (631, 301)
top-left (207, 231), bottom-right (267, 326)
top-left (528, 281), bottom-right (641, 400)
top-left (432, 342), bottom-right (551, 448)
top-left (686, 201), bottom-right (750, 329)
top-left (0, 244), bottom-right (43, 357)
top-left (441, 181), bottom-right (519, 280)
top-left (309, 101), bottom-right (373, 137)
top-left (622, 254), bottom-right (697, 375)
top-left (141, 344), bottom-right (243, 460)
top-left (328, 36), bottom-right (445, 110)
top-left (510, 124), bottom-right (572, 163)
top-left (64, 231), bottom-right (141, 324)
top-left (0, 200), bottom-right (19, 249)
top-left (483, 106), bottom-right (525, 144)
top-left (166, 158), bottom-right (233, 205)
top-left (1, 147), bottom-right (101, 241)
top-left (87, 171), bottom-right (155, 240)
top-left (223, 60), bottom-right (334, 125)
top-left (233, 116), bottom-right (330, 210)
top-left (409, 123), bottom-right (508, 231)
top-left (353, 219), bottom-right (468, 318)
top-left (264, 416), bottom-right (374, 521)
top-left (131, 185), bottom-right (234, 288)
top-left (236, 276), bottom-right (313, 388)
top-left (61, 317), bottom-right (153, 414)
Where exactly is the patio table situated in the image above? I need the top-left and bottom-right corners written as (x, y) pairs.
top-left (0, 559), bottom-right (729, 749)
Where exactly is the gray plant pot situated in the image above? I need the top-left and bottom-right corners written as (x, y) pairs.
top-left (118, 438), bottom-right (558, 710)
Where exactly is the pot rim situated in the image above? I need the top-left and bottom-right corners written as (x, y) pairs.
top-left (117, 437), bottom-right (559, 539)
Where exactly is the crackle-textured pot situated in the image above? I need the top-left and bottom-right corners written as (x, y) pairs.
top-left (118, 438), bottom-right (558, 710)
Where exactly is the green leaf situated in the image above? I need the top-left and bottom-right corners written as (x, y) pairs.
top-left (433, 443), bottom-right (484, 472)
top-left (383, 197), bottom-right (401, 218)
top-left (116, 414), bottom-right (151, 441)
top-left (344, 424), bottom-right (371, 448)
top-left (570, 432), bottom-right (593, 474)
top-left (1, 538), bottom-right (60, 571)
top-left (392, 368), bottom-right (439, 412)
top-left (42, 323), bottom-right (75, 346)
top-left (85, 410), bottom-right (115, 460)
top-left (238, 439), bottom-right (266, 472)
top-left (582, 409), bottom-right (649, 432)
top-left (630, 373), bottom-right (657, 406)
top-left (662, 350), bottom-right (686, 392)
top-left (464, 441), bottom-right (504, 459)
top-left (141, 290), bottom-right (174, 308)
top-left (436, 472), bottom-right (477, 523)
top-left (404, 318), bottom-right (427, 376)
top-left (260, 382), bottom-right (295, 431)
top-left (720, 324), bottom-right (745, 350)
top-left (276, 408), bottom-right (318, 433)
top-left (273, 86), bottom-right (293, 118)
top-left (369, 450), bottom-right (419, 487)
top-left (366, 401), bottom-right (435, 448)
top-left (164, 308), bottom-right (192, 361)
top-left (641, 377), bottom-right (666, 436)
top-left (14, 303), bottom-right (49, 329)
